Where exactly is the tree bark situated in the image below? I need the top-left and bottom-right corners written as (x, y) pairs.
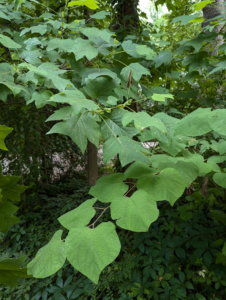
top-left (111, 0), bottom-right (140, 32)
top-left (202, 0), bottom-right (225, 55)
top-left (87, 141), bottom-right (98, 186)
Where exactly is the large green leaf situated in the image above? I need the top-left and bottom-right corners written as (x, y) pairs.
top-left (82, 28), bottom-right (112, 43)
top-left (49, 90), bottom-right (98, 114)
top-left (103, 136), bottom-right (150, 167)
top-left (72, 38), bottom-right (98, 61)
top-left (0, 202), bottom-right (19, 233)
top-left (0, 34), bottom-right (21, 49)
top-left (80, 68), bottom-right (119, 85)
top-left (101, 109), bottom-right (138, 139)
top-left (47, 113), bottom-right (100, 153)
top-left (58, 198), bottom-right (97, 230)
top-left (0, 125), bottom-right (13, 151)
top-left (137, 168), bottom-right (187, 205)
top-left (213, 173), bottom-right (226, 189)
top-left (65, 222), bottom-right (120, 284)
top-left (111, 190), bottom-right (159, 232)
top-left (153, 51), bottom-right (173, 68)
top-left (136, 45), bottom-right (156, 60)
top-left (122, 112), bottom-right (166, 132)
top-left (89, 173), bottom-right (128, 203)
top-left (0, 256), bottom-right (31, 287)
top-left (183, 51), bottom-right (209, 72)
top-left (156, 161), bottom-right (199, 187)
top-left (181, 151), bottom-right (212, 176)
top-left (27, 230), bottom-right (66, 278)
top-left (124, 161), bottom-right (154, 179)
top-left (121, 40), bottom-right (141, 58)
top-left (174, 108), bottom-right (214, 136)
top-left (120, 63), bottom-right (150, 82)
top-left (46, 38), bottom-right (75, 52)
top-left (19, 63), bottom-right (73, 92)
top-left (185, 32), bottom-right (217, 52)
top-left (83, 77), bottom-right (117, 105)
top-left (211, 109), bottom-right (226, 135)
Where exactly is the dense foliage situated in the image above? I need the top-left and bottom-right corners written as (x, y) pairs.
top-left (1, 0), bottom-right (226, 299)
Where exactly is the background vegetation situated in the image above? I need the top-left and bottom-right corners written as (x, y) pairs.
top-left (1, 0), bottom-right (226, 299)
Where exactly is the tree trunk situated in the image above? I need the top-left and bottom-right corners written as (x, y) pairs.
top-left (87, 141), bottom-right (98, 186)
top-left (202, 0), bottom-right (225, 55)
top-left (111, 0), bottom-right (139, 32)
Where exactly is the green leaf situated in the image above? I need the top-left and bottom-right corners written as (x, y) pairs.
top-left (171, 14), bottom-right (198, 26)
top-left (0, 125), bottom-right (13, 151)
top-left (153, 51), bottom-right (173, 68)
top-left (27, 90), bottom-right (54, 108)
top-left (196, 293), bottom-right (206, 300)
top-left (213, 173), bottom-right (226, 189)
top-left (46, 38), bottom-right (75, 52)
top-left (0, 176), bottom-right (28, 202)
top-left (157, 161), bottom-right (199, 187)
top-left (111, 190), bottom-right (159, 232)
top-left (137, 168), bottom-right (186, 205)
top-left (58, 198), bottom-right (96, 230)
top-left (91, 10), bottom-right (110, 19)
top-left (121, 40), bottom-right (141, 58)
top-left (71, 38), bottom-right (98, 61)
top-left (68, 0), bottom-right (99, 10)
top-left (27, 230), bottom-right (66, 278)
top-left (120, 63), bottom-right (150, 82)
top-left (89, 173), bottom-right (128, 203)
top-left (83, 77), bottom-right (117, 105)
top-left (0, 11), bottom-right (10, 21)
top-left (174, 108), bottom-right (213, 136)
top-left (182, 151), bottom-right (212, 176)
top-left (183, 52), bottom-right (209, 72)
top-left (49, 90), bottom-right (98, 114)
top-left (211, 109), bottom-right (226, 135)
top-left (122, 112), bottom-right (166, 132)
top-left (82, 28), bottom-right (112, 43)
top-left (136, 45), bottom-right (156, 60)
top-left (46, 107), bottom-right (72, 122)
top-left (20, 49), bottom-right (42, 65)
top-left (107, 96), bottom-right (118, 105)
top-left (65, 222), bottom-right (120, 284)
top-left (124, 161), bottom-right (154, 179)
top-left (20, 24), bottom-right (48, 36)
top-left (0, 34), bottom-right (21, 49)
top-left (0, 81), bottom-right (29, 101)
top-left (103, 136), bottom-right (150, 167)
top-left (185, 281), bottom-right (194, 289)
top-left (193, 0), bottom-right (214, 11)
top-left (0, 202), bottom-right (20, 233)
top-left (152, 93), bottom-right (174, 102)
top-left (185, 32), bottom-right (217, 52)
top-left (80, 68), bottom-right (119, 85)
top-left (219, 141), bottom-right (226, 155)
top-left (0, 256), bottom-right (30, 287)
top-left (19, 63), bottom-right (73, 92)
top-left (101, 109), bottom-right (138, 139)
top-left (47, 113), bottom-right (100, 153)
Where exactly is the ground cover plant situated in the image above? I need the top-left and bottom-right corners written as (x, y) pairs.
top-left (1, 0), bottom-right (226, 299)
